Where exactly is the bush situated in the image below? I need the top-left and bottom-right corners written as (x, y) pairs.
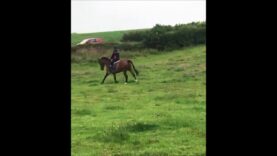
top-left (143, 22), bottom-right (205, 50)
top-left (121, 22), bottom-right (206, 51)
top-left (121, 30), bottom-right (150, 42)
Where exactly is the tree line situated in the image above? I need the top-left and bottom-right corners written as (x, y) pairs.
top-left (121, 22), bottom-right (206, 50)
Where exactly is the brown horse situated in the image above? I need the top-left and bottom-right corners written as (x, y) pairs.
top-left (98, 57), bottom-right (139, 84)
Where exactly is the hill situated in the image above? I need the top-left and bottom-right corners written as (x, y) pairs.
top-left (71, 45), bottom-right (206, 155)
top-left (71, 28), bottom-right (149, 46)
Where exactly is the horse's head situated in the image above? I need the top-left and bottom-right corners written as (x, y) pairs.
top-left (98, 57), bottom-right (111, 70)
top-left (98, 57), bottom-right (104, 70)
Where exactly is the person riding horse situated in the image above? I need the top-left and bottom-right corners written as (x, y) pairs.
top-left (110, 47), bottom-right (120, 72)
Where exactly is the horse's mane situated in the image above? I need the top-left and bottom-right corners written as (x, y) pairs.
top-left (100, 57), bottom-right (110, 61)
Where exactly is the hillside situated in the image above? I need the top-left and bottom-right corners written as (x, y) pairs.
top-left (71, 28), bottom-right (149, 46)
top-left (71, 45), bottom-right (206, 155)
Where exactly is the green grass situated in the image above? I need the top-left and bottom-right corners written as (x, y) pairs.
top-left (71, 45), bottom-right (206, 155)
top-left (71, 28), bottom-right (149, 46)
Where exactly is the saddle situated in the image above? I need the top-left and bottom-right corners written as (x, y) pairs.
top-left (110, 60), bottom-right (120, 72)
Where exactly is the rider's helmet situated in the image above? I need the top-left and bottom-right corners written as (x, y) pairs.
top-left (113, 46), bottom-right (118, 52)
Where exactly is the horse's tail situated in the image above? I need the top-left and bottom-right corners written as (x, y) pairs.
top-left (128, 60), bottom-right (139, 76)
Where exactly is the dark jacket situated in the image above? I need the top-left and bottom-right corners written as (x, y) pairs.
top-left (110, 51), bottom-right (120, 63)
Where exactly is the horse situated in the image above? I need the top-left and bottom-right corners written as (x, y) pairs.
top-left (98, 57), bottom-right (139, 84)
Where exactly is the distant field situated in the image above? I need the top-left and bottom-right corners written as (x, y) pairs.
top-left (71, 45), bottom-right (206, 155)
top-left (71, 28), bottom-right (149, 46)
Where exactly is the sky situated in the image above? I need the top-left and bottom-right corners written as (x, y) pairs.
top-left (71, 0), bottom-right (206, 33)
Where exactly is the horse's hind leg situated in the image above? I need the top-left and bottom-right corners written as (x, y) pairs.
top-left (113, 74), bottom-right (118, 83)
top-left (129, 69), bottom-right (137, 82)
top-left (123, 71), bottom-right (128, 83)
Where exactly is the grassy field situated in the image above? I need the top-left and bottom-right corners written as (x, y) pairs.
top-left (71, 28), bottom-right (148, 46)
top-left (71, 45), bottom-right (206, 155)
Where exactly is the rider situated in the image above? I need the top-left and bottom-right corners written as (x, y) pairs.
top-left (110, 47), bottom-right (120, 72)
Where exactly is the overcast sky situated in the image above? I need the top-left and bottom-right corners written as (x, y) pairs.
top-left (71, 0), bottom-right (206, 33)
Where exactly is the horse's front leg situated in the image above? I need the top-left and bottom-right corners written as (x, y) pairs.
top-left (113, 74), bottom-right (118, 83)
top-left (101, 73), bottom-right (109, 84)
